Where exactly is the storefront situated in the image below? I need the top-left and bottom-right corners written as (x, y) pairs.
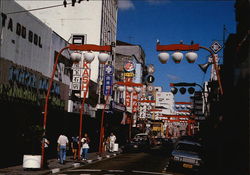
top-left (0, 1), bottom-right (74, 168)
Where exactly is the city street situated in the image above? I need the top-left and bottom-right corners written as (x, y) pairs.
top-left (0, 1), bottom-right (248, 175)
top-left (55, 146), bottom-right (201, 175)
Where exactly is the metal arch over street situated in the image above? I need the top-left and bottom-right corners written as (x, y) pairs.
top-left (156, 43), bottom-right (223, 95)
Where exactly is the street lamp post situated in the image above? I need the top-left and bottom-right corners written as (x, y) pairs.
top-left (98, 80), bottom-right (143, 154)
top-left (41, 44), bottom-right (112, 168)
top-left (156, 42), bottom-right (223, 95)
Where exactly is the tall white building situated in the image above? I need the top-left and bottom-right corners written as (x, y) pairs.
top-left (15, 0), bottom-right (118, 83)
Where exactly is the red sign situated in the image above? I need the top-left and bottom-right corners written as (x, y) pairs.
top-left (81, 61), bottom-right (90, 98)
top-left (124, 61), bottom-right (135, 72)
top-left (132, 92), bottom-right (138, 113)
top-left (125, 90), bottom-right (131, 107)
top-left (125, 78), bottom-right (132, 107)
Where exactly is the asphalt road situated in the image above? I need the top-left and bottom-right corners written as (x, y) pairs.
top-left (55, 146), bottom-right (200, 175)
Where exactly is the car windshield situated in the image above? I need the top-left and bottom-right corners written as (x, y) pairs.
top-left (176, 143), bottom-right (202, 154)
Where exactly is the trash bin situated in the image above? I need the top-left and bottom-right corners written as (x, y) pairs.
top-left (113, 143), bottom-right (119, 152)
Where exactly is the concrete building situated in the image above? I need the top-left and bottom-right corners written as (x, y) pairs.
top-left (109, 40), bottom-right (146, 142)
top-left (218, 0), bottom-right (249, 174)
top-left (15, 0), bottom-right (118, 83)
top-left (0, 0), bottom-right (79, 168)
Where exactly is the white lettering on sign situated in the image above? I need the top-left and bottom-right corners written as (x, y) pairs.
top-left (81, 61), bottom-right (90, 98)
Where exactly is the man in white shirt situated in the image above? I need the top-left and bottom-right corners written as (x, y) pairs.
top-left (57, 133), bottom-right (69, 164)
top-left (109, 133), bottom-right (116, 152)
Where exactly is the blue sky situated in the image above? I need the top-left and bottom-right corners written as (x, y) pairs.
top-left (117, 0), bottom-right (236, 101)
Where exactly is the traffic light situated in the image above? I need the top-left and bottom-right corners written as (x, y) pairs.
top-left (179, 87), bottom-right (186, 94)
top-left (188, 87), bottom-right (195, 94)
top-left (171, 87), bottom-right (178, 94)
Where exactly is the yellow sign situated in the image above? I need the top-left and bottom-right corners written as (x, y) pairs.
top-left (124, 72), bottom-right (135, 77)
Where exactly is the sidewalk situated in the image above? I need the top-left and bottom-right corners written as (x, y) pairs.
top-left (0, 150), bottom-right (122, 175)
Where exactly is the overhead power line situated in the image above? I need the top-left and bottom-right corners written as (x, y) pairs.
top-left (6, 3), bottom-right (69, 15)
top-left (6, 0), bottom-right (89, 15)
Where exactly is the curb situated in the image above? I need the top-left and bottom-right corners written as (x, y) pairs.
top-left (49, 152), bottom-right (121, 174)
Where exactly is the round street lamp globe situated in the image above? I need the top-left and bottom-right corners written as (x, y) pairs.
top-left (70, 51), bottom-right (82, 63)
top-left (135, 87), bottom-right (141, 93)
top-left (117, 86), bottom-right (125, 92)
top-left (98, 52), bottom-right (110, 64)
top-left (172, 52), bottom-right (183, 63)
top-left (185, 52), bottom-right (198, 63)
top-left (126, 87), bottom-right (134, 92)
top-left (158, 52), bottom-right (170, 64)
top-left (84, 52), bottom-right (95, 63)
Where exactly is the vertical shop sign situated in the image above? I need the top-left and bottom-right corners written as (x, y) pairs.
top-left (103, 65), bottom-right (114, 96)
top-left (125, 77), bottom-right (132, 107)
top-left (81, 61), bottom-right (90, 98)
top-left (132, 91), bottom-right (138, 113)
top-left (72, 63), bottom-right (81, 90)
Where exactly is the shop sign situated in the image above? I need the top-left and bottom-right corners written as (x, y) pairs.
top-left (103, 75), bottom-right (113, 96)
top-left (125, 90), bottom-right (131, 107)
top-left (124, 72), bottom-right (134, 77)
top-left (71, 63), bottom-right (81, 90)
top-left (124, 61), bottom-right (135, 72)
top-left (1, 12), bottom-right (43, 48)
top-left (81, 61), bottom-right (90, 98)
top-left (132, 92), bottom-right (138, 113)
top-left (103, 65), bottom-right (113, 96)
top-left (8, 65), bottom-right (60, 95)
top-left (111, 101), bottom-right (126, 112)
top-left (0, 83), bottom-right (65, 108)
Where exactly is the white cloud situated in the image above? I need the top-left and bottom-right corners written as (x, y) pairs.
top-left (166, 74), bottom-right (181, 81)
top-left (118, 0), bottom-right (135, 11)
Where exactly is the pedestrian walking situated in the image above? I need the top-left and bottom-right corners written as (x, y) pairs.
top-left (105, 136), bottom-right (110, 152)
top-left (109, 132), bottom-right (116, 152)
top-left (41, 134), bottom-right (50, 168)
top-left (81, 133), bottom-right (90, 160)
top-left (57, 132), bottom-right (69, 164)
top-left (71, 136), bottom-right (79, 160)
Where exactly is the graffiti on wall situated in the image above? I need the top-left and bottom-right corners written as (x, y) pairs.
top-left (0, 63), bottom-right (66, 109)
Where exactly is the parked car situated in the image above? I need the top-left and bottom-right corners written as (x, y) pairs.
top-left (123, 133), bottom-right (151, 153)
top-left (167, 140), bottom-right (204, 171)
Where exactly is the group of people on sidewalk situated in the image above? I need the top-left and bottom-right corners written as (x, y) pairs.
top-left (57, 133), bottom-right (90, 164)
top-left (43, 132), bottom-right (117, 167)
